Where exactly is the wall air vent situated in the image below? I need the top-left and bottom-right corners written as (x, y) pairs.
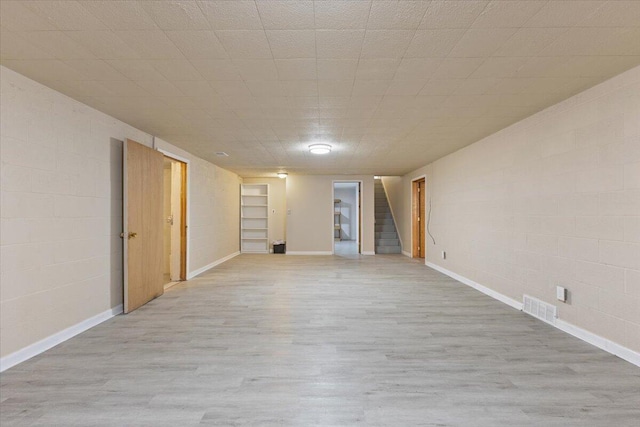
top-left (215, 152), bottom-right (229, 157)
top-left (523, 295), bottom-right (557, 325)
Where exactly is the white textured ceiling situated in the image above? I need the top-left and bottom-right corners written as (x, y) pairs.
top-left (1, 1), bottom-right (639, 177)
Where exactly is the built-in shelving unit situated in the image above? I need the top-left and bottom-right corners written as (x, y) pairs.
top-left (241, 184), bottom-right (269, 253)
top-left (334, 199), bottom-right (342, 241)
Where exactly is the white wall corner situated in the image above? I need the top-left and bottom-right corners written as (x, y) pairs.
top-left (0, 304), bottom-right (124, 373)
top-left (362, 251), bottom-right (375, 255)
top-left (402, 250), bottom-right (411, 257)
top-left (187, 251), bottom-right (240, 279)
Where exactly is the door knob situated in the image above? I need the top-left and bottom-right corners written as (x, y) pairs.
top-left (128, 232), bottom-right (138, 239)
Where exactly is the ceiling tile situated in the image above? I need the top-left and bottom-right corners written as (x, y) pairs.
top-left (98, 79), bottom-right (150, 97)
top-left (233, 59), bottom-right (279, 80)
top-left (469, 56), bottom-right (529, 78)
top-left (471, 1), bottom-right (546, 28)
top-left (352, 80), bottom-right (391, 97)
top-left (360, 30), bottom-right (414, 58)
top-left (280, 80), bottom-right (318, 97)
top-left (448, 28), bottom-right (517, 57)
top-left (0, 31), bottom-right (55, 60)
top-left (65, 31), bottom-right (141, 59)
top-left (420, 1), bottom-right (489, 29)
top-left (317, 80), bottom-right (353, 97)
top-left (1, 59), bottom-right (88, 83)
top-left (0, 1), bottom-right (57, 31)
top-left (135, 80), bottom-right (184, 98)
top-left (367, 1), bottom-right (431, 30)
top-left (190, 59), bottom-right (242, 81)
top-left (317, 59), bottom-right (359, 80)
top-left (581, 1), bottom-right (640, 27)
top-left (266, 30), bottom-right (316, 59)
top-left (395, 58), bottom-right (444, 80)
top-left (17, 31), bottom-right (97, 59)
top-left (79, 1), bottom-right (158, 30)
top-left (405, 29), bottom-right (466, 58)
top-left (216, 30), bottom-right (273, 59)
top-left (275, 59), bottom-right (317, 80)
top-left (493, 27), bottom-right (568, 57)
top-left (255, 1), bottom-right (315, 30)
top-left (316, 30), bottom-right (366, 59)
top-left (23, 0), bottom-right (108, 30)
top-left (386, 80), bottom-right (426, 96)
top-left (106, 59), bottom-right (168, 81)
top-left (150, 59), bottom-right (204, 81)
top-left (173, 80), bottom-right (217, 97)
top-left (139, 0), bottom-right (210, 30)
top-left (245, 80), bottom-right (284, 97)
top-left (313, 0), bottom-right (371, 29)
top-left (431, 57), bottom-right (485, 79)
top-left (524, 1), bottom-right (606, 28)
top-left (355, 59), bottom-right (401, 80)
top-left (197, 0), bottom-right (262, 30)
top-left (2, 0), bottom-right (639, 177)
top-left (62, 59), bottom-right (127, 81)
top-left (116, 30), bottom-right (185, 59)
top-left (165, 31), bottom-right (228, 59)
top-left (418, 80), bottom-right (462, 96)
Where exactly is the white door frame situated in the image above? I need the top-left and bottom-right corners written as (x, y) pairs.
top-left (410, 174), bottom-right (427, 261)
top-left (156, 148), bottom-right (191, 278)
top-left (331, 180), bottom-right (363, 254)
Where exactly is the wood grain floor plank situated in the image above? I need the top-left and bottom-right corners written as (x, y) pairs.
top-left (1, 254), bottom-right (639, 426)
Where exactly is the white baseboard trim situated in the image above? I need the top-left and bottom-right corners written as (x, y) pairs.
top-left (286, 251), bottom-right (333, 255)
top-left (187, 251), bottom-right (240, 279)
top-left (402, 250), bottom-right (411, 257)
top-left (0, 304), bottom-right (123, 373)
top-left (425, 261), bottom-right (640, 368)
top-left (425, 261), bottom-right (523, 311)
top-left (555, 319), bottom-right (640, 367)
top-left (362, 251), bottom-right (375, 255)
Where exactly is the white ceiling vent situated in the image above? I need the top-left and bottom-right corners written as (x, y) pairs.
top-left (215, 152), bottom-right (229, 157)
top-left (523, 295), bottom-right (557, 325)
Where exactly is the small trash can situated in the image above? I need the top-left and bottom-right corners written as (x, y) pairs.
top-left (273, 241), bottom-right (286, 254)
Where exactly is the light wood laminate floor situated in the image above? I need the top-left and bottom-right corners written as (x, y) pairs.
top-left (2, 254), bottom-right (639, 426)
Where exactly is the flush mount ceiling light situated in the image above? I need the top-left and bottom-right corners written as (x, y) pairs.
top-left (277, 172), bottom-right (288, 178)
top-left (309, 144), bottom-right (332, 155)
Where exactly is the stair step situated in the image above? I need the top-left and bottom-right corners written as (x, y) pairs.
top-left (376, 246), bottom-right (401, 254)
top-left (376, 218), bottom-right (395, 225)
top-left (376, 231), bottom-right (398, 239)
top-left (375, 224), bottom-right (396, 232)
top-left (377, 238), bottom-right (399, 246)
top-left (375, 214), bottom-right (391, 219)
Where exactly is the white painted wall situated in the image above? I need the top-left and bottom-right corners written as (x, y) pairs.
top-left (386, 66), bottom-right (640, 354)
top-left (286, 175), bottom-right (374, 254)
top-left (0, 66), bottom-right (240, 361)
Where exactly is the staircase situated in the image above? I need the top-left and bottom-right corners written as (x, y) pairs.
top-left (374, 179), bottom-right (401, 254)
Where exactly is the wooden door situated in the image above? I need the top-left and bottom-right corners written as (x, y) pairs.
top-left (412, 178), bottom-right (426, 258)
top-left (123, 139), bottom-right (164, 313)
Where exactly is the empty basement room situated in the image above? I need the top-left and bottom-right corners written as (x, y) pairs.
top-left (1, 1), bottom-right (640, 425)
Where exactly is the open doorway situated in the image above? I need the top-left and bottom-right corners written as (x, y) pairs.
top-left (333, 181), bottom-right (362, 256)
top-left (412, 177), bottom-right (426, 259)
top-left (163, 156), bottom-right (187, 288)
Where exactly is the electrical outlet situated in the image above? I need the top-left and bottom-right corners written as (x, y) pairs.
top-left (442, 251), bottom-right (446, 260)
top-left (556, 286), bottom-right (567, 302)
